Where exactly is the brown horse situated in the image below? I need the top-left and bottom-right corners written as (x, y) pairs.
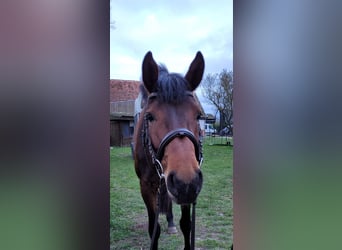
top-left (134, 51), bottom-right (205, 250)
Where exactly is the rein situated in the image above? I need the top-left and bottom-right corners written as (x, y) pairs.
top-left (141, 92), bottom-right (203, 250)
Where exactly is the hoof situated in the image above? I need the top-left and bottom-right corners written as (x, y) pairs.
top-left (167, 226), bottom-right (178, 234)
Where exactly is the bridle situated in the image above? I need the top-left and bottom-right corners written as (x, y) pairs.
top-left (142, 91), bottom-right (204, 177)
top-left (141, 91), bottom-right (203, 250)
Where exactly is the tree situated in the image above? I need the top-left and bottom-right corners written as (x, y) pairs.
top-left (202, 69), bottom-right (233, 135)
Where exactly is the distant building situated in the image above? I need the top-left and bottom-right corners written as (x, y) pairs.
top-left (110, 79), bottom-right (206, 146)
top-left (110, 79), bottom-right (140, 146)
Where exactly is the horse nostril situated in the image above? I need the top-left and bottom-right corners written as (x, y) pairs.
top-left (197, 170), bottom-right (203, 182)
top-left (168, 172), bottom-right (175, 186)
top-left (167, 172), bottom-right (178, 196)
top-left (195, 170), bottom-right (203, 194)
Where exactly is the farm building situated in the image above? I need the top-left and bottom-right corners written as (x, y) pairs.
top-left (110, 79), bottom-right (208, 146)
top-left (110, 79), bottom-right (140, 146)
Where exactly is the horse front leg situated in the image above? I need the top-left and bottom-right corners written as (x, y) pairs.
top-left (166, 200), bottom-right (177, 234)
top-left (147, 207), bottom-right (160, 250)
top-left (140, 180), bottom-right (160, 250)
top-left (180, 204), bottom-right (191, 250)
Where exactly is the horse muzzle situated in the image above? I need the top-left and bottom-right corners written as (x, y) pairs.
top-left (166, 169), bottom-right (203, 204)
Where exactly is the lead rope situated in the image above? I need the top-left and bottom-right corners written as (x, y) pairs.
top-left (150, 160), bottom-right (165, 250)
top-left (190, 201), bottom-right (196, 250)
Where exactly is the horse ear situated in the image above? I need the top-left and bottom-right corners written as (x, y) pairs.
top-left (142, 51), bottom-right (159, 93)
top-left (185, 51), bottom-right (205, 91)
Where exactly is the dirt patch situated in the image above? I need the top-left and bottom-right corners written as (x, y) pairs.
top-left (132, 212), bottom-right (149, 230)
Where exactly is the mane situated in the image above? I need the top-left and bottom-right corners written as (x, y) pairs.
top-left (140, 65), bottom-right (191, 105)
top-left (156, 65), bottom-right (190, 104)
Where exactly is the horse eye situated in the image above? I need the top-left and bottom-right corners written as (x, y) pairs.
top-left (196, 113), bottom-right (202, 120)
top-left (146, 113), bottom-right (155, 122)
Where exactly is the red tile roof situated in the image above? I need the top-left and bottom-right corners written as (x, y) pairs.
top-left (110, 79), bottom-right (141, 102)
top-left (110, 79), bottom-right (205, 117)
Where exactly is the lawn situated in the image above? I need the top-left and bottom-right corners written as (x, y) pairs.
top-left (110, 139), bottom-right (233, 249)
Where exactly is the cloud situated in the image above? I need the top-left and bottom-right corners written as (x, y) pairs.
top-left (111, 0), bottom-right (232, 76)
top-left (110, 0), bottom-right (233, 113)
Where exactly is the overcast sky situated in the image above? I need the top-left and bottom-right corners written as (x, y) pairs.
top-left (110, 0), bottom-right (233, 114)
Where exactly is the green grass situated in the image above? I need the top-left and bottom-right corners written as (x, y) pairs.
top-left (110, 140), bottom-right (233, 249)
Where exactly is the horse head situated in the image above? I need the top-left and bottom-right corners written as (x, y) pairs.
top-left (141, 51), bottom-right (205, 204)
